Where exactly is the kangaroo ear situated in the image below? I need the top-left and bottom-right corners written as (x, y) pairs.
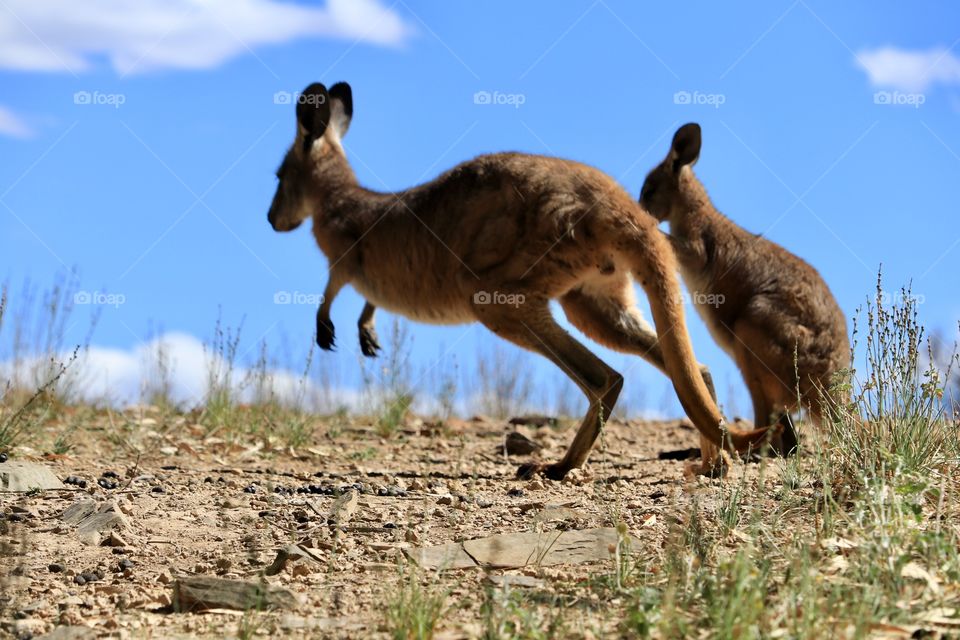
top-left (296, 82), bottom-right (331, 141)
top-left (671, 123), bottom-right (702, 172)
top-left (328, 82), bottom-right (353, 138)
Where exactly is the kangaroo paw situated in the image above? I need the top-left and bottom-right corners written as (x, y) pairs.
top-left (515, 462), bottom-right (568, 481)
top-left (316, 317), bottom-right (336, 351)
top-left (359, 326), bottom-right (381, 358)
top-left (768, 414), bottom-right (799, 457)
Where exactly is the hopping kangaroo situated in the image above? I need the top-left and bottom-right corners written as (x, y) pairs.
top-left (639, 123), bottom-right (849, 452)
top-left (267, 82), bottom-right (774, 478)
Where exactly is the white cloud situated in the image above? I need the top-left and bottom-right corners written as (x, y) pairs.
top-left (0, 0), bottom-right (413, 75)
top-left (0, 332), bottom-right (360, 411)
top-left (0, 104), bottom-right (33, 138)
top-left (857, 46), bottom-right (960, 92)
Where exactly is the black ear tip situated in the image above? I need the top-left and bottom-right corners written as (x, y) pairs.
top-left (301, 82), bottom-right (327, 96)
top-left (329, 82), bottom-right (353, 117)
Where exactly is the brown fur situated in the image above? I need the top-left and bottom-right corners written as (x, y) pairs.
top-left (639, 123), bottom-right (850, 449)
top-left (268, 84), bottom-right (774, 479)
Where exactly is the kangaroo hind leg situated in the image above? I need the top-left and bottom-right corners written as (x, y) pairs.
top-left (475, 297), bottom-right (622, 480)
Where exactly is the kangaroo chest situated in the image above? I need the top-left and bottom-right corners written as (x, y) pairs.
top-left (678, 262), bottom-right (738, 359)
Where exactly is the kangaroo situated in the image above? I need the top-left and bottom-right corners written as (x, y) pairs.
top-left (639, 123), bottom-right (849, 452)
top-left (267, 82), bottom-right (774, 479)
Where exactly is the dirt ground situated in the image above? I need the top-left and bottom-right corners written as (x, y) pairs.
top-left (0, 408), bottom-right (771, 639)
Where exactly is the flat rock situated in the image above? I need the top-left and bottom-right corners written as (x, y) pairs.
top-left (172, 576), bottom-right (299, 613)
top-left (407, 528), bottom-right (632, 571)
top-left (485, 574), bottom-right (545, 589)
top-left (0, 461), bottom-right (65, 492)
top-left (404, 542), bottom-right (477, 570)
top-left (61, 500), bottom-right (98, 525)
top-left (463, 528), bottom-right (623, 568)
top-left (37, 626), bottom-right (97, 640)
top-left (61, 500), bottom-right (129, 545)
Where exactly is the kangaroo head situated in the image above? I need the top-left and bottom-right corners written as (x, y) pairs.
top-left (639, 123), bottom-right (702, 222)
top-left (267, 81), bottom-right (354, 232)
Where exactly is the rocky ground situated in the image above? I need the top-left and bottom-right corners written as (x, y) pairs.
top-left (1, 407), bottom-right (791, 639)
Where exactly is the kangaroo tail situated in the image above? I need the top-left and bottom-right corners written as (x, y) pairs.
top-left (630, 228), bottom-right (772, 451)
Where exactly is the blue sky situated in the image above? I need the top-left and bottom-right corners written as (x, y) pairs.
top-left (1, 0), bottom-right (958, 416)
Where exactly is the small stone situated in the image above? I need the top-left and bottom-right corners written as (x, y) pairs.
top-left (289, 563), bottom-right (312, 578)
top-left (437, 494), bottom-right (455, 506)
top-left (49, 563), bottom-right (65, 573)
top-left (502, 431), bottom-right (542, 455)
top-left (0, 452), bottom-right (8, 463)
top-left (101, 532), bottom-right (128, 548)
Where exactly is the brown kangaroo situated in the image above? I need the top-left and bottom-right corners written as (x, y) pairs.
top-left (267, 82), bottom-right (774, 478)
top-left (639, 123), bottom-right (849, 452)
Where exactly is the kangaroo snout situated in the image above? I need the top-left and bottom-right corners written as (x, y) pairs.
top-left (267, 198), bottom-right (303, 232)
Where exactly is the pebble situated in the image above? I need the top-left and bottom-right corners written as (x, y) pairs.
top-left (118, 558), bottom-right (135, 572)
top-left (102, 470), bottom-right (120, 479)
top-left (97, 478), bottom-right (119, 490)
top-left (507, 488), bottom-right (525, 497)
top-left (48, 563), bottom-right (65, 573)
top-left (243, 484), bottom-right (258, 494)
top-left (63, 476), bottom-right (88, 489)
top-left (0, 452), bottom-right (8, 463)
top-left (150, 486), bottom-right (165, 494)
